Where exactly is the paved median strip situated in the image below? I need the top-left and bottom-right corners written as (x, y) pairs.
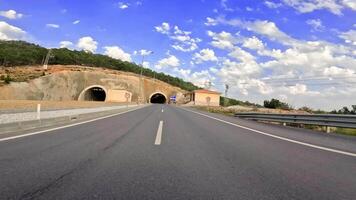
top-left (154, 120), bottom-right (164, 145)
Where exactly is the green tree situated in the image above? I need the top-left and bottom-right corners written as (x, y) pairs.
top-left (264, 98), bottom-right (291, 110)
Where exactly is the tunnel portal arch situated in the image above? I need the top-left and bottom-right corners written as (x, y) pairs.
top-left (149, 92), bottom-right (167, 104)
top-left (78, 85), bottom-right (107, 101)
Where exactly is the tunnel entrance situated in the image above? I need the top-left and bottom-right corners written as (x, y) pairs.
top-left (79, 86), bottom-right (107, 101)
top-left (150, 93), bottom-right (166, 104)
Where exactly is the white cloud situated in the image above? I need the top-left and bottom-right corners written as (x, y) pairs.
top-left (155, 55), bottom-right (180, 69)
top-left (77, 36), bottom-right (98, 53)
top-left (229, 47), bottom-right (256, 63)
top-left (282, 0), bottom-right (355, 15)
top-left (73, 20), bottom-right (80, 25)
top-left (205, 17), bottom-right (218, 26)
top-left (173, 68), bottom-right (216, 88)
top-left (246, 7), bottom-right (254, 11)
top-left (142, 61), bottom-right (150, 68)
top-left (210, 17), bottom-right (300, 46)
top-left (264, 1), bottom-right (282, 8)
top-left (193, 48), bottom-right (218, 64)
top-left (155, 22), bottom-right (170, 34)
top-left (0, 10), bottom-right (23, 19)
top-left (306, 19), bottom-right (324, 31)
top-left (205, 17), bottom-right (356, 110)
top-left (134, 49), bottom-right (153, 56)
top-left (207, 30), bottom-right (237, 50)
top-left (244, 20), bottom-right (296, 45)
top-left (118, 2), bottom-right (129, 9)
top-left (0, 21), bottom-right (26, 40)
top-left (220, 0), bottom-right (234, 11)
top-left (342, 0), bottom-right (356, 10)
top-left (242, 36), bottom-right (265, 50)
top-left (46, 24), bottom-right (60, 28)
top-left (323, 66), bottom-right (354, 76)
top-left (339, 29), bottom-right (356, 45)
top-left (156, 23), bottom-right (201, 52)
top-left (289, 83), bottom-right (307, 95)
top-left (103, 46), bottom-right (131, 62)
top-left (59, 41), bottom-right (73, 48)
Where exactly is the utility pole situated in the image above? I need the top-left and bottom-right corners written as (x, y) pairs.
top-left (43, 49), bottom-right (52, 70)
top-left (138, 51), bottom-right (153, 104)
top-left (225, 84), bottom-right (229, 106)
top-left (205, 80), bottom-right (212, 90)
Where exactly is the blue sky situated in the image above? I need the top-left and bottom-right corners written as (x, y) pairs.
top-left (0, 0), bottom-right (355, 110)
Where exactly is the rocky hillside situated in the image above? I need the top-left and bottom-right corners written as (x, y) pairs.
top-left (0, 40), bottom-right (198, 91)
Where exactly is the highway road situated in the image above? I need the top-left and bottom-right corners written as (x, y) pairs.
top-left (0, 104), bottom-right (355, 199)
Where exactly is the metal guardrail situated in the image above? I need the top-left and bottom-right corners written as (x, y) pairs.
top-left (234, 113), bottom-right (356, 129)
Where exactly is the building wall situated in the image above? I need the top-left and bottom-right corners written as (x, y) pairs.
top-left (106, 89), bottom-right (132, 102)
top-left (194, 92), bottom-right (220, 106)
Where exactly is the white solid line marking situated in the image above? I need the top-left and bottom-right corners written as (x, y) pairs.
top-left (181, 108), bottom-right (356, 157)
top-left (154, 120), bottom-right (164, 145)
top-left (0, 105), bottom-right (148, 142)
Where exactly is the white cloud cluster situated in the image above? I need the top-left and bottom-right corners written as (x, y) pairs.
top-left (306, 19), bottom-right (324, 31)
top-left (207, 30), bottom-right (237, 50)
top-left (155, 55), bottom-right (180, 69)
top-left (103, 46), bottom-right (131, 62)
top-left (282, 0), bottom-right (356, 15)
top-left (155, 22), bottom-right (201, 52)
top-left (264, 1), bottom-right (283, 9)
top-left (323, 66), bottom-right (354, 76)
top-left (205, 16), bottom-right (356, 110)
top-left (193, 48), bottom-right (218, 64)
top-left (0, 10), bottom-right (23, 19)
top-left (77, 36), bottom-right (98, 53)
top-left (242, 36), bottom-right (265, 50)
top-left (155, 22), bottom-right (170, 34)
top-left (0, 21), bottom-right (26, 40)
top-left (339, 29), bottom-right (356, 46)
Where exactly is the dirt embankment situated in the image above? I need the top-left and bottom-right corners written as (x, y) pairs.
top-left (0, 65), bottom-right (142, 85)
top-left (0, 65), bottom-right (186, 102)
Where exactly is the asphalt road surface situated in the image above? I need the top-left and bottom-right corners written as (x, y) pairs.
top-left (1, 104), bottom-right (355, 199)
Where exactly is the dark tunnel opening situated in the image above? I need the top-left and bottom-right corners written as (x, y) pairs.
top-left (150, 93), bottom-right (166, 104)
top-left (83, 87), bottom-right (106, 101)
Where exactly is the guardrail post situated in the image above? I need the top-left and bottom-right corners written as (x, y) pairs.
top-left (37, 104), bottom-right (41, 120)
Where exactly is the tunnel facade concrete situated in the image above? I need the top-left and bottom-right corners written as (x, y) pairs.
top-left (78, 85), bottom-right (107, 101)
top-left (0, 67), bottom-right (186, 103)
